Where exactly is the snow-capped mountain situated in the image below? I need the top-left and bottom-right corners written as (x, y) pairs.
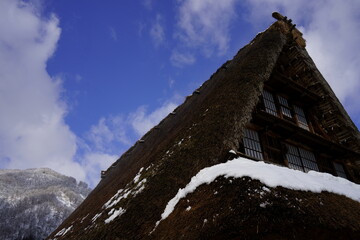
top-left (0, 168), bottom-right (91, 240)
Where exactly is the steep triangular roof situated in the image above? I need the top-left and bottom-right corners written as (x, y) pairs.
top-left (48, 13), bottom-right (360, 240)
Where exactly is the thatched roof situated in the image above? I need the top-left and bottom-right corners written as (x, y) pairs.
top-left (48, 14), bottom-right (360, 240)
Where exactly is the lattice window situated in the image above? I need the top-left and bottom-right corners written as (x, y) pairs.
top-left (285, 144), bottom-right (318, 172)
top-left (333, 162), bottom-right (347, 179)
top-left (243, 128), bottom-right (264, 160)
top-left (298, 148), bottom-right (318, 172)
top-left (263, 90), bottom-right (277, 116)
top-left (285, 144), bottom-right (303, 171)
top-left (261, 91), bottom-right (312, 132)
top-left (294, 105), bottom-right (309, 130)
top-left (278, 95), bottom-right (292, 118)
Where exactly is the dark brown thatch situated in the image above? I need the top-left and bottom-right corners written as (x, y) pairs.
top-left (47, 15), bottom-right (360, 240)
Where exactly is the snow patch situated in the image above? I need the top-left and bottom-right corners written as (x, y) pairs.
top-left (146, 164), bottom-right (153, 171)
top-left (100, 167), bottom-right (149, 226)
top-left (157, 157), bottom-right (360, 225)
top-left (54, 225), bottom-right (72, 237)
top-left (105, 208), bottom-right (125, 224)
top-left (92, 213), bottom-right (102, 223)
top-left (260, 201), bottom-right (270, 208)
top-left (229, 150), bottom-right (237, 155)
top-left (80, 214), bottom-right (89, 223)
top-left (133, 167), bottom-right (144, 184)
top-left (133, 179), bottom-right (147, 196)
top-left (56, 192), bottom-right (73, 208)
top-left (103, 189), bottom-right (126, 209)
top-left (104, 166), bottom-right (149, 211)
top-left (103, 178), bottom-right (147, 211)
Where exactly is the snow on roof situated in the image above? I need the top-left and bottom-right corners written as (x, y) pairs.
top-left (159, 157), bottom-right (360, 223)
top-left (105, 208), bottom-right (126, 224)
top-left (53, 225), bottom-right (73, 238)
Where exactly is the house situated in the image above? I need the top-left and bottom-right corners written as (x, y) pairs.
top-left (48, 13), bottom-right (360, 240)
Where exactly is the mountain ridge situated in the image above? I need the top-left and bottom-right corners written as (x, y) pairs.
top-left (0, 168), bottom-right (91, 240)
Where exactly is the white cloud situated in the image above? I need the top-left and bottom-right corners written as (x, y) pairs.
top-left (86, 118), bottom-right (114, 152)
top-left (0, 0), bottom-right (86, 181)
top-left (176, 0), bottom-right (238, 56)
top-left (85, 116), bottom-right (130, 152)
top-left (245, 0), bottom-right (360, 123)
top-left (80, 152), bottom-right (117, 188)
top-left (129, 101), bottom-right (179, 136)
top-left (303, 1), bottom-right (360, 109)
top-left (0, 0), bottom-right (121, 188)
top-left (150, 14), bottom-right (165, 47)
top-left (170, 50), bottom-right (196, 67)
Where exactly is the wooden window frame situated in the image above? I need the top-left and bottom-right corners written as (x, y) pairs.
top-left (262, 89), bottom-right (278, 116)
top-left (277, 95), bottom-right (293, 119)
top-left (261, 89), bottom-right (312, 132)
top-left (284, 143), bottom-right (319, 173)
top-left (333, 162), bottom-right (348, 179)
top-left (293, 105), bottom-right (310, 131)
top-left (241, 128), bottom-right (264, 160)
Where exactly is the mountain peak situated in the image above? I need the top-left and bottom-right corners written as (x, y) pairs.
top-left (0, 167), bottom-right (91, 240)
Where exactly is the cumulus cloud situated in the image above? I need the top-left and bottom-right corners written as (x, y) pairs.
top-left (303, 1), bottom-right (360, 110)
top-left (128, 101), bottom-right (179, 136)
top-left (150, 14), bottom-right (165, 47)
top-left (85, 116), bottom-right (130, 153)
top-left (76, 115), bottom-right (133, 186)
top-left (0, 0), bottom-right (121, 188)
top-left (175, 0), bottom-right (238, 56)
top-left (244, 0), bottom-right (360, 123)
top-left (85, 99), bottom-right (180, 150)
top-left (79, 152), bottom-right (117, 188)
top-left (0, 0), bottom-right (86, 180)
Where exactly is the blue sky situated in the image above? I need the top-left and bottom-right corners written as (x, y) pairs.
top-left (1, 0), bottom-right (359, 187)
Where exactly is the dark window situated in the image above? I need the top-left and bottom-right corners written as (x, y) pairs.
top-left (278, 95), bottom-right (292, 118)
top-left (285, 144), bottom-right (319, 172)
top-left (263, 134), bottom-right (284, 165)
top-left (333, 162), bottom-right (347, 179)
top-left (243, 128), bottom-right (264, 160)
top-left (261, 90), bottom-right (311, 132)
top-left (263, 90), bottom-right (277, 116)
top-left (294, 105), bottom-right (309, 130)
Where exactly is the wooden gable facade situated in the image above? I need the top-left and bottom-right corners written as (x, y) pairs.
top-left (238, 13), bottom-right (360, 183)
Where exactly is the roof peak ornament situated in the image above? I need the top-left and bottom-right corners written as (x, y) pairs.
top-left (272, 12), bottom-right (306, 48)
top-left (272, 12), bottom-right (296, 30)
